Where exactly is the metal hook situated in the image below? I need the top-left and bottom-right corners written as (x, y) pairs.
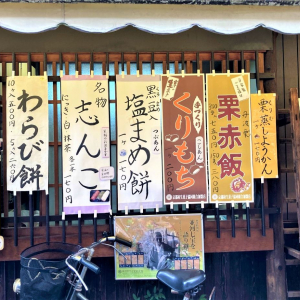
top-left (27, 53), bottom-right (31, 76)
top-left (121, 52), bottom-right (124, 72)
top-left (12, 52), bottom-right (16, 73)
top-left (226, 51), bottom-right (229, 72)
top-left (59, 53), bottom-right (63, 77)
top-left (167, 52), bottom-right (170, 73)
top-left (91, 52), bottom-right (94, 73)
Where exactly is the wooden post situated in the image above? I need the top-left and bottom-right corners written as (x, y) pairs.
top-left (265, 32), bottom-right (287, 300)
top-left (289, 88), bottom-right (300, 236)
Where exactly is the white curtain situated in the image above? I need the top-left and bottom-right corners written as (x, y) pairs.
top-left (1, 3), bottom-right (300, 35)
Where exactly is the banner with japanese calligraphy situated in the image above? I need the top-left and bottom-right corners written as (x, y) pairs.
top-left (61, 76), bottom-right (111, 215)
top-left (116, 75), bottom-right (162, 210)
top-left (162, 74), bottom-right (208, 205)
top-left (251, 93), bottom-right (278, 178)
top-left (6, 76), bottom-right (48, 192)
top-left (206, 73), bottom-right (254, 203)
top-left (114, 214), bottom-right (204, 280)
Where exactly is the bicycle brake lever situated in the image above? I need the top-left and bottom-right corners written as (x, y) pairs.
top-left (101, 243), bottom-right (126, 259)
top-left (102, 231), bottom-right (110, 237)
top-left (65, 256), bottom-right (89, 291)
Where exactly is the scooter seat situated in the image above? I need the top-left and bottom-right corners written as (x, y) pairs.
top-left (156, 269), bottom-right (206, 294)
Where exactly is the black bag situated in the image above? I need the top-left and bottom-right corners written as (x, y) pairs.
top-left (20, 242), bottom-right (81, 300)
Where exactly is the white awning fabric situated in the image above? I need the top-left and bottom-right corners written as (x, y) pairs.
top-left (1, 3), bottom-right (300, 35)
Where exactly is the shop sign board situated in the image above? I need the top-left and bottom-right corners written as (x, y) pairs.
top-left (7, 76), bottom-right (49, 192)
top-left (251, 93), bottom-right (278, 179)
top-left (116, 75), bottom-right (162, 211)
top-left (161, 74), bottom-right (208, 205)
top-left (206, 73), bottom-right (254, 203)
top-left (61, 75), bottom-right (111, 214)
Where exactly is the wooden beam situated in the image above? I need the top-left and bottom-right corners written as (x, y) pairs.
top-left (204, 228), bottom-right (274, 253)
top-left (283, 228), bottom-right (299, 235)
top-left (285, 259), bottom-right (300, 266)
top-left (0, 224), bottom-right (111, 261)
top-left (288, 291), bottom-right (300, 297)
top-left (280, 167), bottom-right (295, 173)
top-left (284, 197), bottom-right (297, 203)
top-left (0, 51), bottom-right (265, 64)
top-left (285, 246), bottom-right (300, 260)
top-left (0, 226), bottom-right (274, 261)
top-left (279, 138), bottom-right (292, 144)
top-left (278, 108), bottom-right (290, 115)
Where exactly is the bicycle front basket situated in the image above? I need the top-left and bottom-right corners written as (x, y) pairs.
top-left (20, 242), bottom-right (81, 300)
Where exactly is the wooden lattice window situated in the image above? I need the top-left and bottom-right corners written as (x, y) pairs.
top-left (0, 51), bottom-right (277, 260)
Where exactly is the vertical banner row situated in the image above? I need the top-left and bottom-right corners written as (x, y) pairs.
top-left (7, 76), bottom-right (49, 192)
top-left (61, 76), bottom-right (111, 214)
top-left (161, 75), bottom-right (208, 204)
top-left (116, 75), bottom-right (163, 210)
top-left (206, 73), bottom-right (254, 203)
top-left (6, 73), bottom-right (277, 211)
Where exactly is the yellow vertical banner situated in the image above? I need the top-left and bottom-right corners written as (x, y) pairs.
top-left (251, 93), bottom-right (278, 178)
top-left (206, 73), bottom-right (254, 203)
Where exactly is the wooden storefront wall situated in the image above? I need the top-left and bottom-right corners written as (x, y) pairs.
top-left (276, 34), bottom-right (300, 299)
top-left (0, 45), bottom-right (283, 300)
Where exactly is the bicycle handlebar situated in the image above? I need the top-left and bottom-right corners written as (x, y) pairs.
top-left (65, 235), bottom-right (132, 292)
top-left (115, 237), bottom-right (132, 248)
top-left (72, 256), bottom-right (100, 274)
top-left (70, 235), bottom-right (132, 257)
top-left (99, 236), bottom-right (132, 247)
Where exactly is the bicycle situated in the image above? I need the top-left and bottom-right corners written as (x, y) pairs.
top-left (156, 269), bottom-right (216, 300)
top-left (13, 233), bottom-right (132, 300)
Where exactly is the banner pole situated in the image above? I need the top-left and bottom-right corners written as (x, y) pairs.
top-left (121, 52), bottom-right (124, 74)
top-left (46, 189), bottom-right (49, 244)
top-left (185, 201), bottom-right (189, 214)
top-left (246, 202), bottom-right (251, 237)
top-left (151, 52), bottom-right (155, 76)
top-left (109, 210), bottom-right (113, 237)
top-left (13, 190), bottom-right (17, 246)
top-left (166, 52), bottom-right (170, 75)
top-left (261, 177), bottom-right (266, 236)
top-left (216, 202), bottom-right (220, 238)
top-left (90, 52), bottom-right (94, 77)
top-left (226, 51), bottom-right (229, 72)
top-left (78, 210), bottom-right (82, 244)
top-left (231, 202), bottom-right (236, 238)
top-left (29, 190), bottom-right (34, 246)
top-left (94, 210), bottom-right (97, 242)
top-left (62, 212), bottom-right (66, 243)
top-left (201, 202), bottom-right (205, 239)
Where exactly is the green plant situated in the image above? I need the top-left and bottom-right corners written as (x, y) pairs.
top-left (144, 286), bottom-right (166, 300)
top-left (199, 294), bottom-right (207, 300)
top-left (132, 294), bottom-right (141, 300)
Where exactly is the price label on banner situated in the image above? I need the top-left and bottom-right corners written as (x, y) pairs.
top-left (231, 75), bottom-right (249, 101)
top-left (99, 166), bottom-right (114, 180)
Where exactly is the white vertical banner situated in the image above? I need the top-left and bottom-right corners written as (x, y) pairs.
top-left (116, 75), bottom-right (163, 210)
top-left (6, 76), bottom-right (48, 192)
top-left (61, 75), bottom-right (111, 214)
